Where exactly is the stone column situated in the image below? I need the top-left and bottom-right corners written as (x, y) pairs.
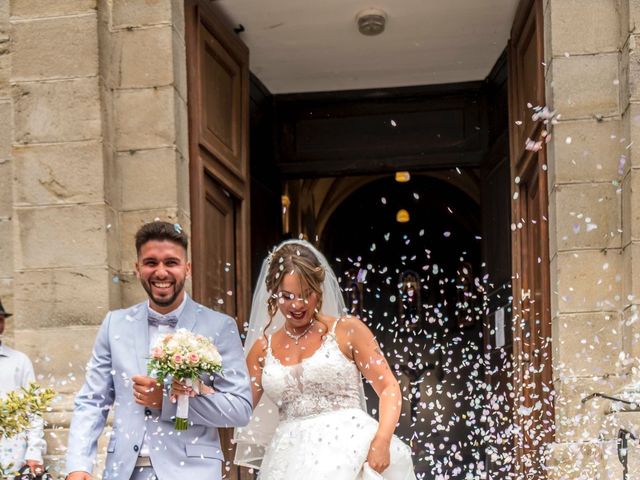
top-left (0, 0), bottom-right (13, 332)
top-left (6, 0), bottom-right (190, 475)
top-left (544, 0), bottom-right (631, 477)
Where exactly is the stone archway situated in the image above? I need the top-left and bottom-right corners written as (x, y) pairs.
top-left (318, 174), bottom-right (487, 479)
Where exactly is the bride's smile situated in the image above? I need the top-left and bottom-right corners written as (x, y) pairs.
top-left (277, 272), bottom-right (319, 329)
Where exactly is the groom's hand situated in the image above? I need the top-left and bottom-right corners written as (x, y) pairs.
top-left (132, 375), bottom-right (163, 408)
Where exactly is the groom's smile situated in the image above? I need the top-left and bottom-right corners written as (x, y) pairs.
top-left (135, 239), bottom-right (192, 314)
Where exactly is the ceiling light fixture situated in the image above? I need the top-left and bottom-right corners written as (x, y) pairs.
top-left (356, 8), bottom-right (387, 36)
top-left (396, 209), bottom-right (410, 223)
top-left (395, 171), bottom-right (411, 183)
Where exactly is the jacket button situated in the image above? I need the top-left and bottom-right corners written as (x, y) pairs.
top-left (133, 445), bottom-right (139, 452)
top-left (145, 408), bottom-right (152, 416)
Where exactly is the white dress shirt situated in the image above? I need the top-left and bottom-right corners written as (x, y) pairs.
top-left (0, 342), bottom-right (46, 469)
top-left (139, 295), bottom-right (187, 457)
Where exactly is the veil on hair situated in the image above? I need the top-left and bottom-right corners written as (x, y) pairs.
top-left (233, 239), bottom-right (367, 469)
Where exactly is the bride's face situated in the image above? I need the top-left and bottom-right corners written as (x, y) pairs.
top-left (276, 272), bottom-right (318, 328)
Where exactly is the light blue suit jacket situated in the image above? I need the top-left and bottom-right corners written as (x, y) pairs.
top-left (65, 296), bottom-right (252, 480)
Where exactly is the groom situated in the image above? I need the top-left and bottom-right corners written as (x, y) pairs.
top-left (66, 221), bottom-right (252, 480)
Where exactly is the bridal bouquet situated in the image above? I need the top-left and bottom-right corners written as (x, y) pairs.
top-left (148, 329), bottom-right (223, 430)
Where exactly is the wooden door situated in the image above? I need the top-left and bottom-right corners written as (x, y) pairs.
top-left (185, 1), bottom-right (250, 478)
top-left (508, 0), bottom-right (554, 477)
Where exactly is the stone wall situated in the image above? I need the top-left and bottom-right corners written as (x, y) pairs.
top-left (1, 1), bottom-right (190, 475)
top-left (545, 0), bottom-right (640, 477)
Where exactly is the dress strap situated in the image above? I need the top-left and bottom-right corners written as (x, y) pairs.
top-left (329, 317), bottom-right (341, 336)
top-left (266, 334), bottom-right (273, 353)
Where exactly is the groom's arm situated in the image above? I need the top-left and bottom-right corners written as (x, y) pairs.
top-left (160, 314), bottom-right (252, 428)
top-left (66, 313), bottom-right (116, 475)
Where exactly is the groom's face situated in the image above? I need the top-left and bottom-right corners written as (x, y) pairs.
top-left (135, 240), bottom-right (191, 313)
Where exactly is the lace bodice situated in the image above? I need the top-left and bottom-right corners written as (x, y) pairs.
top-left (262, 326), bottom-right (363, 421)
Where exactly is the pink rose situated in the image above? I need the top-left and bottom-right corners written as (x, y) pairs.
top-left (188, 353), bottom-right (200, 364)
top-left (172, 354), bottom-right (183, 364)
top-left (152, 347), bottom-right (164, 359)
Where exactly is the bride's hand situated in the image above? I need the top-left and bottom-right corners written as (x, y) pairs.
top-left (366, 435), bottom-right (391, 473)
top-left (170, 378), bottom-right (215, 401)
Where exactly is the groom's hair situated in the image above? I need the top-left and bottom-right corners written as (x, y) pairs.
top-left (135, 221), bottom-right (188, 256)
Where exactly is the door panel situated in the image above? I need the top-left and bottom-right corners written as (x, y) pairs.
top-left (186, 2), bottom-right (251, 478)
top-left (508, 0), bottom-right (554, 478)
top-left (203, 175), bottom-right (237, 315)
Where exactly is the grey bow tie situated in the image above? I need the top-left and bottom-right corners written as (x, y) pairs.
top-left (148, 310), bottom-right (179, 328)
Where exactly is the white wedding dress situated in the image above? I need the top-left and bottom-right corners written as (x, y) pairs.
top-left (257, 322), bottom-right (416, 480)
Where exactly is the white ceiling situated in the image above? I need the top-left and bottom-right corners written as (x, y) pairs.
top-left (214, 0), bottom-right (520, 94)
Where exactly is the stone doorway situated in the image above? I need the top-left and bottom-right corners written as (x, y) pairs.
top-left (321, 174), bottom-right (486, 478)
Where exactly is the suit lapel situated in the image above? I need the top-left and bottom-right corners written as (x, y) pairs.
top-left (177, 295), bottom-right (198, 332)
top-left (132, 303), bottom-right (150, 374)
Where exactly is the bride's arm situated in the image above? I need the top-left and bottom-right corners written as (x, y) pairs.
top-left (246, 338), bottom-right (267, 407)
top-left (335, 317), bottom-right (402, 472)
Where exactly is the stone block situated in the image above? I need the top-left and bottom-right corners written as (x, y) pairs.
top-left (171, 1), bottom-right (185, 44)
top-left (118, 271), bottom-right (146, 309)
top-left (553, 312), bottom-right (622, 378)
top-left (550, 53), bottom-right (620, 120)
top-left (624, 102), bottom-right (640, 169)
top-left (174, 91), bottom-right (188, 162)
top-left (10, 0), bottom-right (96, 18)
top-left (622, 304), bottom-right (640, 363)
top-left (105, 206), bottom-right (120, 273)
top-left (176, 150), bottom-right (190, 214)
top-left (11, 14), bottom-right (98, 81)
top-left (0, 0), bottom-right (8, 37)
top-left (621, 169), bottom-right (640, 247)
top-left (13, 78), bottom-right (101, 144)
top-left (117, 147), bottom-right (178, 211)
top-left (551, 183), bottom-right (621, 251)
top-left (631, 0), bottom-right (640, 33)
top-left (0, 40), bottom-right (10, 98)
top-left (0, 100), bottom-right (12, 159)
top-left (114, 86), bottom-right (174, 151)
top-left (118, 208), bottom-right (178, 270)
top-left (14, 267), bottom-right (110, 329)
top-left (0, 159), bottom-right (11, 218)
top-left (13, 141), bottom-right (104, 206)
top-left (13, 326), bottom-right (99, 395)
top-left (549, 119), bottom-right (625, 185)
top-left (43, 426), bottom-right (110, 456)
top-left (115, 25), bottom-right (173, 88)
top-left (626, 35), bottom-right (640, 103)
top-left (111, 0), bottom-right (172, 29)
top-left (0, 219), bottom-right (12, 277)
top-left (622, 242), bottom-right (640, 303)
top-left (554, 249), bottom-right (622, 313)
top-left (548, 0), bottom-right (621, 56)
top-left (553, 375), bottom-right (627, 442)
top-left (546, 440), bottom-right (616, 479)
top-left (172, 27), bottom-right (187, 103)
top-left (14, 204), bottom-right (108, 269)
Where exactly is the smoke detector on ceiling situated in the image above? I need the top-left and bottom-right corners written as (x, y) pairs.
top-left (356, 8), bottom-right (387, 36)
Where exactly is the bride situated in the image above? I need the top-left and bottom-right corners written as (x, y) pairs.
top-left (234, 240), bottom-right (416, 479)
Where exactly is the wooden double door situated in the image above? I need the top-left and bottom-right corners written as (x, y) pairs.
top-left (185, 2), bottom-right (251, 478)
top-left (184, 0), bottom-right (554, 478)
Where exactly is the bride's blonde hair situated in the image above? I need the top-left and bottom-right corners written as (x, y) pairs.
top-left (264, 243), bottom-right (326, 335)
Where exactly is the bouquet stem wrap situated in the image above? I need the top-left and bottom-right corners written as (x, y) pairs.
top-left (175, 378), bottom-right (192, 431)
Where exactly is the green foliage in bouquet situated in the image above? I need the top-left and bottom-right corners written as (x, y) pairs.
top-left (0, 383), bottom-right (55, 440)
top-left (0, 383), bottom-right (55, 478)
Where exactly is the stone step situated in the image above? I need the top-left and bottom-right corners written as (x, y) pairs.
top-left (44, 453), bottom-right (106, 480)
top-left (43, 427), bottom-right (111, 457)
